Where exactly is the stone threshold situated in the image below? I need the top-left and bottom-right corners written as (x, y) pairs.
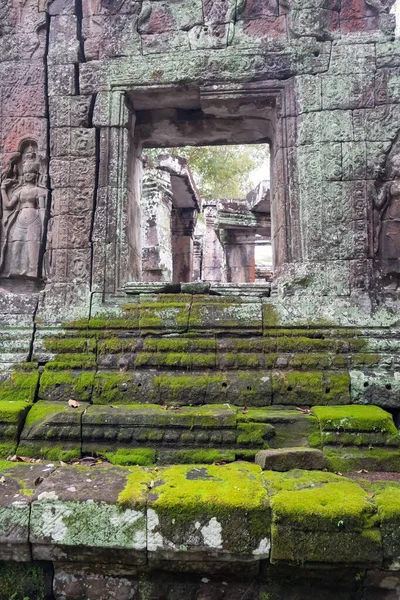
top-left (123, 281), bottom-right (272, 297)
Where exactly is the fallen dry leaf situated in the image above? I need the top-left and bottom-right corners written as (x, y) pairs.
top-left (68, 399), bottom-right (81, 408)
top-left (296, 407), bottom-right (312, 415)
top-left (7, 455), bottom-right (40, 463)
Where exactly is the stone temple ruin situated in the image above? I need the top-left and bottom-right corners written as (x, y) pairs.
top-left (1, 0), bottom-right (400, 598)
top-left (141, 153), bottom-right (272, 284)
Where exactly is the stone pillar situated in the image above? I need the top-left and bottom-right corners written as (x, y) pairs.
top-left (171, 208), bottom-right (197, 283)
top-left (223, 230), bottom-right (256, 283)
top-left (202, 205), bottom-right (227, 282)
top-left (192, 235), bottom-right (203, 281)
top-left (141, 168), bottom-right (173, 282)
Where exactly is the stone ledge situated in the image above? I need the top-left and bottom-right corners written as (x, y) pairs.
top-left (1, 462), bottom-right (400, 573)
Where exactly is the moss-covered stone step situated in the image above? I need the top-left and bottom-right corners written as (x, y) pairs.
top-left (39, 370), bottom-right (95, 403)
top-left (90, 370), bottom-right (274, 406)
top-left (266, 470), bottom-right (382, 566)
top-left (256, 448), bottom-right (327, 471)
top-left (17, 401), bottom-right (88, 462)
top-left (189, 296), bottom-right (262, 332)
top-left (146, 462), bottom-right (270, 562)
top-left (2, 462), bottom-right (400, 572)
top-left (0, 400), bottom-right (31, 458)
top-left (313, 405), bottom-right (400, 447)
top-left (272, 371), bottom-right (350, 405)
top-left (74, 369), bottom-right (348, 407)
top-left (0, 370), bottom-right (39, 403)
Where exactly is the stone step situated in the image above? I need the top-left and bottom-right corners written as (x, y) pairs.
top-left (255, 447), bottom-right (327, 471)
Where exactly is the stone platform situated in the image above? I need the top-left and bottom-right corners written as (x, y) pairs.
top-left (1, 461), bottom-right (400, 599)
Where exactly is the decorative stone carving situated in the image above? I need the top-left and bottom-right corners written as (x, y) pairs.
top-left (0, 141), bottom-right (47, 280)
top-left (374, 137), bottom-right (400, 283)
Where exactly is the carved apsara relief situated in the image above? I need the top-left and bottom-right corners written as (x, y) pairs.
top-left (374, 134), bottom-right (400, 292)
top-left (0, 140), bottom-right (47, 280)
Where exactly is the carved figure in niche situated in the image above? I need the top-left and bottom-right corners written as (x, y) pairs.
top-left (0, 141), bottom-right (47, 280)
top-left (374, 135), bottom-right (400, 286)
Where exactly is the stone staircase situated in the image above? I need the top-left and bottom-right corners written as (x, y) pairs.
top-left (1, 292), bottom-right (400, 598)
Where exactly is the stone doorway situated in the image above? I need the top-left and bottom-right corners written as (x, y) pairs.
top-left (121, 85), bottom-right (278, 288)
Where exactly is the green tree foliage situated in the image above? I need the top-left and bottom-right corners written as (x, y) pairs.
top-left (146, 144), bottom-right (269, 200)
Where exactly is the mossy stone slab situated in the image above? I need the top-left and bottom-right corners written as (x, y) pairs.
top-left (146, 462), bottom-right (270, 562)
top-left (324, 447), bottom-right (400, 473)
top-left (82, 404), bottom-right (237, 452)
top-left (371, 482), bottom-right (400, 569)
top-left (238, 408), bottom-right (320, 449)
top-left (271, 525), bottom-right (382, 566)
top-left (0, 400), bottom-right (31, 457)
top-left (92, 371), bottom-right (160, 404)
top-left (272, 371), bottom-right (350, 405)
top-left (0, 461), bottom-right (55, 561)
top-left (30, 465), bottom-right (149, 563)
top-left (256, 448), bottom-right (327, 471)
top-left (189, 296), bottom-right (262, 332)
top-left (266, 470), bottom-right (378, 531)
top-left (206, 372), bottom-right (272, 406)
top-left (312, 405), bottom-right (398, 435)
top-left (39, 370), bottom-right (94, 402)
top-left (0, 370), bottom-right (39, 403)
top-left (267, 470), bottom-right (381, 565)
top-left (139, 296), bottom-right (191, 333)
top-left (18, 401), bottom-right (87, 461)
top-left (156, 373), bottom-right (208, 406)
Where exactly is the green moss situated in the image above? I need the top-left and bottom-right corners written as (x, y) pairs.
top-left (143, 338), bottom-right (216, 353)
top-left (155, 374), bottom-right (208, 404)
top-left (312, 405), bottom-right (398, 435)
top-left (266, 470), bottom-right (378, 531)
top-left (24, 402), bottom-right (65, 428)
top-left (140, 302), bottom-right (190, 330)
top-left (235, 449), bottom-right (258, 460)
top-left (0, 371), bottom-right (39, 403)
top-left (263, 304), bottom-right (279, 327)
top-left (40, 370), bottom-right (94, 401)
top-left (16, 442), bottom-right (80, 462)
top-left (370, 481), bottom-right (400, 522)
top-left (117, 466), bottom-right (153, 509)
top-left (104, 448), bottom-right (156, 466)
top-left (148, 462), bottom-right (269, 549)
top-left (158, 449), bottom-right (236, 465)
top-left (272, 371), bottom-right (350, 405)
top-left (289, 353), bottom-right (332, 369)
top-left (236, 422), bottom-right (274, 446)
top-left (0, 442), bottom-right (17, 458)
top-left (221, 353), bottom-right (262, 368)
top-left (0, 562), bottom-right (46, 600)
top-left (0, 400), bottom-right (30, 423)
top-left (43, 337), bottom-right (96, 353)
top-left (324, 447), bottom-right (400, 473)
top-left (351, 354), bottom-right (381, 367)
top-left (92, 372), bottom-right (149, 405)
top-left (135, 352), bottom-right (215, 369)
top-left (97, 337), bottom-right (135, 354)
top-left (45, 353), bottom-right (96, 370)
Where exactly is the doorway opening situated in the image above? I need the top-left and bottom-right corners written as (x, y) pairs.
top-left (125, 86), bottom-right (277, 286)
top-left (140, 144), bottom-right (271, 284)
